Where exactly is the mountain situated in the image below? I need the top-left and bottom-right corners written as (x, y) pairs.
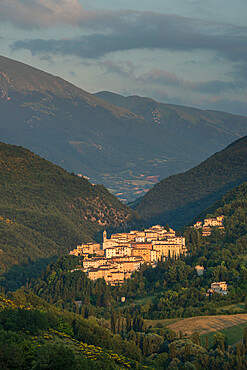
top-left (133, 135), bottom-right (247, 228)
top-left (1, 56), bottom-right (247, 202)
top-left (95, 91), bottom-right (247, 144)
top-left (95, 91), bottom-right (247, 138)
top-left (0, 142), bottom-right (135, 275)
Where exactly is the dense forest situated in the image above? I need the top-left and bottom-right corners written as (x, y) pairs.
top-left (0, 286), bottom-right (247, 369)
top-left (133, 135), bottom-right (247, 228)
top-left (0, 289), bottom-right (143, 369)
top-left (0, 142), bottom-right (136, 274)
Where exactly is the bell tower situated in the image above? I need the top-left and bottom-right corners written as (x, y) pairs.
top-left (103, 230), bottom-right (107, 242)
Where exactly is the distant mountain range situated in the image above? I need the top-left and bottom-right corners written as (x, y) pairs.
top-left (1, 55), bottom-right (247, 201)
top-left (133, 135), bottom-right (247, 228)
top-left (0, 142), bottom-right (135, 275)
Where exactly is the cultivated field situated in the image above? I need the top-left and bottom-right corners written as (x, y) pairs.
top-left (200, 322), bottom-right (247, 347)
top-left (166, 313), bottom-right (247, 337)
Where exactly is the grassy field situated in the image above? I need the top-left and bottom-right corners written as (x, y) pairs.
top-left (145, 318), bottom-right (181, 329)
top-left (123, 295), bottom-right (156, 309)
top-left (144, 312), bottom-right (247, 349)
top-left (200, 322), bottom-right (247, 347)
top-left (216, 302), bottom-right (245, 313)
top-left (165, 313), bottom-right (247, 337)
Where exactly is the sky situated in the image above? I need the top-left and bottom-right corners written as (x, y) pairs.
top-left (1, 0), bottom-right (247, 116)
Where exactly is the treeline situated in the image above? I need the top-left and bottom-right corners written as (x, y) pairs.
top-left (29, 251), bottom-right (246, 320)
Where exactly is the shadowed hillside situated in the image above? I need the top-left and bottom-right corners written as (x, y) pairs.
top-left (133, 136), bottom-right (247, 228)
top-left (0, 142), bottom-right (136, 274)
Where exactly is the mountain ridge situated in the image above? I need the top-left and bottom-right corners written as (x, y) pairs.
top-left (0, 55), bottom-right (141, 120)
top-left (95, 90), bottom-right (247, 138)
top-left (1, 55), bottom-right (247, 201)
top-left (133, 135), bottom-right (247, 228)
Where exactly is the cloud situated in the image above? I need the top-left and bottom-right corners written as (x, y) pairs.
top-left (0, 0), bottom-right (121, 30)
top-left (99, 60), bottom-right (137, 77)
top-left (138, 68), bottom-right (246, 93)
top-left (10, 11), bottom-right (247, 64)
top-left (39, 54), bottom-right (54, 64)
top-left (0, 0), bottom-right (84, 28)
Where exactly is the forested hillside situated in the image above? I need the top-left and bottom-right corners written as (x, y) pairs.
top-left (133, 135), bottom-right (247, 228)
top-left (2, 288), bottom-right (246, 369)
top-left (30, 182), bottom-right (247, 319)
top-left (0, 143), bottom-right (136, 275)
top-left (0, 289), bottom-right (144, 369)
top-left (9, 181), bottom-right (246, 368)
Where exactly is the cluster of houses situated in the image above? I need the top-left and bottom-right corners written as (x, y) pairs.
top-left (207, 282), bottom-right (228, 296)
top-left (193, 215), bottom-right (224, 236)
top-left (69, 225), bottom-right (187, 285)
top-left (194, 266), bottom-right (228, 295)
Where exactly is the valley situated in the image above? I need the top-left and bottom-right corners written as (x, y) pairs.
top-left (1, 180), bottom-right (247, 368)
top-left (0, 56), bottom-right (247, 370)
top-left (1, 56), bottom-right (247, 202)
top-left (0, 141), bottom-right (247, 370)
top-left (1, 0), bottom-right (247, 364)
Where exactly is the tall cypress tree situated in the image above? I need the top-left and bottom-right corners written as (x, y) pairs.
top-left (243, 327), bottom-right (247, 351)
top-left (111, 311), bottom-right (117, 334)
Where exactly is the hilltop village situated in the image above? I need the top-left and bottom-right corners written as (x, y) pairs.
top-left (70, 225), bottom-right (187, 285)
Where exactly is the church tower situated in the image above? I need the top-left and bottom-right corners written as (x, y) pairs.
top-left (103, 230), bottom-right (107, 242)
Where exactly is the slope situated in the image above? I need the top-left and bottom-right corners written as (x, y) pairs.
top-left (29, 182), bottom-right (247, 321)
top-left (0, 142), bottom-right (136, 274)
top-left (0, 290), bottom-right (144, 368)
top-left (1, 56), bottom-right (247, 202)
top-left (95, 91), bottom-right (247, 145)
top-left (133, 135), bottom-right (247, 228)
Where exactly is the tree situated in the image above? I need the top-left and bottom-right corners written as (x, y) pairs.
top-left (165, 224), bottom-right (170, 232)
top-left (169, 342), bottom-right (177, 359)
top-left (110, 311), bottom-right (117, 334)
top-left (133, 315), bottom-right (144, 332)
top-left (32, 344), bottom-right (77, 370)
top-left (191, 332), bottom-right (200, 346)
top-left (243, 327), bottom-right (247, 351)
top-left (212, 333), bottom-right (227, 351)
top-left (126, 314), bottom-right (132, 332)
